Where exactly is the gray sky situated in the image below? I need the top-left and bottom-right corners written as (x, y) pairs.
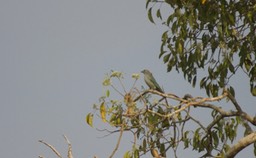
top-left (0, 0), bottom-right (255, 157)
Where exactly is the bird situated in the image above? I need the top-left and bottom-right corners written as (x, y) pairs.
top-left (183, 94), bottom-right (193, 100)
top-left (141, 69), bottom-right (164, 93)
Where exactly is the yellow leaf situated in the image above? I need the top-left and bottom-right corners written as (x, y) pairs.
top-left (151, 148), bottom-right (160, 158)
top-left (201, 0), bottom-right (207, 4)
top-left (100, 102), bottom-right (107, 122)
top-left (177, 42), bottom-right (183, 54)
top-left (102, 77), bottom-right (111, 86)
top-left (86, 113), bottom-right (93, 127)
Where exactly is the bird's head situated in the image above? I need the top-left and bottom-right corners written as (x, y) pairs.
top-left (141, 69), bottom-right (150, 74)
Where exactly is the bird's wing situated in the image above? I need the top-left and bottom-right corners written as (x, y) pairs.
top-left (148, 73), bottom-right (163, 92)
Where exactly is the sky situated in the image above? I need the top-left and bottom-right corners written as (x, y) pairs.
top-left (0, 0), bottom-right (255, 158)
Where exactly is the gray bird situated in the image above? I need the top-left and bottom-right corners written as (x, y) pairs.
top-left (141, 69), bottom-right (164, 93)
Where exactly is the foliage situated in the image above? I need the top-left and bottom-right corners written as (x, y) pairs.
top-left (146, 0), bottom-right (256, 97)
top-left (86, 1), bottom-right (256, 158)
top-left (86, 71), bottom-right (256, 158)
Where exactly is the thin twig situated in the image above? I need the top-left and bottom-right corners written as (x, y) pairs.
top-left (109, 125), bottom-right (124, 158)
top-left (63, 135), bottom-right (73, 158)
top-left (38, 140), bottom-right (62, 158)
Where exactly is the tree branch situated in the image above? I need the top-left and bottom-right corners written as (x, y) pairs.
top-left (226, 90), bottom-right (256, 125)
top-left (225, 132), bottom-right (256, 158)
top-left (63, 135), bottom-right (73, 158)
top-left (109, 125), bottom-right (124, 158)
top-left (38, 140), bottom-right (62, 158)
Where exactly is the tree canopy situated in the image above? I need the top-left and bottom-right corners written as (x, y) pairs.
top-left (147, 0), bottom-right (256, 97)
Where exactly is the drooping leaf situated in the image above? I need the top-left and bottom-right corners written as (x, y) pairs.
top-left (251, 85), bottom-right (256, 96)
top-left (106, 89), bottom-right (110, 97)
top-left (163, 53), bottom-right (171, 63)
top-left (156, 9), bottom-right (162, 20)
top-left (100, 102), bottom-right (107, 122)
top-left (145, 0), bottom-right (150, 9)
top-left (148, 8), bottom-right (155, 24)
top-left (133, 148), bottom-right (139, 158)
top-left (123, 151), bottom-right (132, 158)
top-left (192, 76), bottom-right (197, 88)
top-left (86, 113), bottom-right (93, 127)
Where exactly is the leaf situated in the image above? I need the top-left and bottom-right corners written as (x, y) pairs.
top-left (145, 0), bottom-right (150, 9)
top-left (142, 139), bottom-right (147, 152)
top-left (156, 9), bottom-right (162, 20)
top-left (200, 77), bottom-right (207, 88)
top-left (133, 148), bottom-right (139, 158)
top-left (100, 102), bottom-right (107, 122)
top-left (167, 14), bottom-right (175, 26)
top-left (106, 89), bottom-right (110, 97)
top-left (228, 62), bottom-right (235, 74)
top-left (132, 73), bottom-right (140, 80)
top-left (192, 76), bottom-right (197, 88)
top-left (251, 85), bottom-right (256, 96)
top-left (201, 0), bottom-right (207, 4)
top-left (151, 148), bottom-right (160, 158)
top-left (148, 8), bottom-right (155, 24)
top-left (86, 113), bottom-right (93, 127)
top-left (212, 131), bottom-right (219, 148)
top-left (102, 77), bottom-right (111, 86)
top-left (177, 41), bottom-right (183, 54)
top-left (254, 142), bottom-right (256, 156)
top-left (163, 53), bottom-right (171, 63)
top-left (123, 151), bottom-right (132, 158)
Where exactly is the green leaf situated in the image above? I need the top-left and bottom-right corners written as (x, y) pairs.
top-left (145, 0), bottom-right (150, 9)
top-left (251, 85), bottom-right (256, 96)
top-left (156, 9), bottom-right (162, 20)
top-left (167, 14), bottom-right (175, 26)
top-left (192, 76), bottom-right (197, 88)
top-left (254, 142), bottom-right (256, 156)
top-left (163, 53), bottom-right (171, 63)
top-left (86, 113), bottom-right (93, 127)
top-left (133, 148), bottom-right (139, 158)
top-left (148, 8), bottom-right (155, 24)
top-left (106, 89), bottom-right (110, 97)
top-left (160, 143), bottom-right (166, 156)
top-left (142, 139), bottom-right (147, 153)
top-left (200, 77), bottom-right (207, 88)
top-left (212, 131), bottom-right (219, 148)
top-left (228, 61), bottom-right (235, 73)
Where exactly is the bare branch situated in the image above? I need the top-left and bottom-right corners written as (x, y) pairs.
top-left (225, 132), bottom-right (256, 158)
top-left (63, 135), bottom-right (74, 158)
top-left (109, 125), bottom-right (124, 158)
top-left (38, 140), bottom-right (62, 158)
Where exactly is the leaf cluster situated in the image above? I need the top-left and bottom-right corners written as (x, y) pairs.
top-left (146, 0), bottom-right (256, 96)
